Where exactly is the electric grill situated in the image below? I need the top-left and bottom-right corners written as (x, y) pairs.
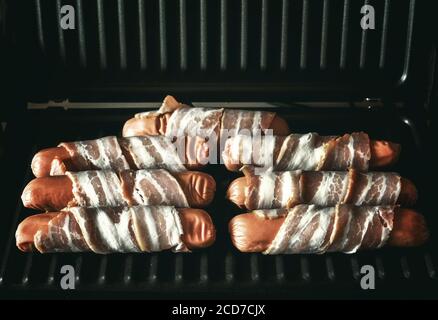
top-left (0, 0), bottom-right (436, 299)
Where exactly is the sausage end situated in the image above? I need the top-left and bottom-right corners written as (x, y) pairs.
top-left (179, 208), bottom-right (216, 249)
top-left (226, 177), bottom-right (247, 208)
top-left (370, 140), bottom-right (401, 168)
top-left (388, 209), bottom-right (429, 247)
top-left (398, 178), bottom-right (418, 206)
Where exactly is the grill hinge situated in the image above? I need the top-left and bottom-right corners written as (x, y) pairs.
top-left (27, 99), bottom-right (392, 110)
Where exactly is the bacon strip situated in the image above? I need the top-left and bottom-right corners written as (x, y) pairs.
top-left (135, 102), bottom-right (276, 138)
top-left (223, 134), bottom-right (277, 168)
top-left (67, 169), bottom-right (189, 208)
top-left (57, 135), bottom-right (187, 174)
top-left (257, 204), bottom-right (394, 254)
top-left (221, 109), bottom-right (276, 135)
top-left (67, 170), bottom-right (125, 207)
top-left (118, 136), bottom-right (187, 172)
top-left (34, 206), bottom-right (188, 253)
top-left (166, 107), bottom-right (224, 138)
top-left (244, 170), bottom-right (401, 209)
top-left (59, 136), bottom-right (129, 174)
top-left (244, 170), bottom-right (303, 209)
top-left (223, 132), bottom-right (371, 171)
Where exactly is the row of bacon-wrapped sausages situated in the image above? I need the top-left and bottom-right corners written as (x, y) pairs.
top-left (16, 96), bottom-right (428, 254)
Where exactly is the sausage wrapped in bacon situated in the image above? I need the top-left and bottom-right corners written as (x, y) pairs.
top-left (32, 135), bottom-right (209, 177)
top-left (227, 168), bottom-right (417, 209)
top-left (122, 95), bottom-right (290, 138)
top-left (229, 205), bottom-right (428, 254)
top-left (16, 206), bottom-right (216, 253)
top-left (222, 132), bottom-right (400, 171)
top-left (22, 169), bottom-right (216, 210)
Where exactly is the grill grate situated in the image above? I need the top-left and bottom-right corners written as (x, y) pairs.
top-left (0, 105), bottom-right (436, 298)
top-left (30, 0), bottom-right (412, 71)
top-left (3, 0), bottom-right (431, 101)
